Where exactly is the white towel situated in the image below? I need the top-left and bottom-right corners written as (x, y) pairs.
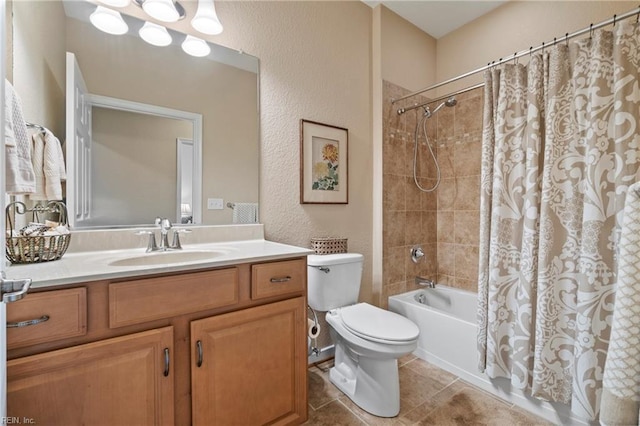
top-left (29, 129), bottom-right (66, 201)
top-left (600, 182), bottom-right (640, 426)
top-left (232, 203), bottom-right (259, 224)
top-left (5, 80), bottom-right (35, 194)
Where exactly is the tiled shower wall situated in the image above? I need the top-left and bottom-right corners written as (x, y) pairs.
top-left (382, 81), bottom-right (483, 304)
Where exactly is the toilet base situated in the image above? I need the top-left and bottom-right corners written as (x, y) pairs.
top-left (329, 342), bottom-right (401, 417)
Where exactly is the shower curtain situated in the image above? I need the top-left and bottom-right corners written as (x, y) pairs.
top-left (477, 20), bottom-right (640, 420)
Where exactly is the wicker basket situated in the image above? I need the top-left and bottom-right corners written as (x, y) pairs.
top-left (310, 237), bottom-right (348, 255)
top-left (6, 201), bottom-right (71, 264)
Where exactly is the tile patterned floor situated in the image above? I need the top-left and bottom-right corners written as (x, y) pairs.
top-left (305, 355), bottom-right (553, 426)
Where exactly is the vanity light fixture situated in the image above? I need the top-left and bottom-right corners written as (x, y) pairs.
top-left (89, 5), bottom-right (129, 35)
top-left (139, 21), bottom-right (172, 46)
top-left (97, 0), bottom-right (131, 8)
top-left (181, 35), bottom-right (210, 57)
top-left (139, 0), bottom-right (183, 23)
top-left (191, 0), bottom-right (223, 35)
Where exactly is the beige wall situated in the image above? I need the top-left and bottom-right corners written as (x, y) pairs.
top-left (11, 0), bottom-right (65, 137)
top-left (381, 6), bottom-right (437, 92)
top-left (436, 1), bottom-right (637, 93)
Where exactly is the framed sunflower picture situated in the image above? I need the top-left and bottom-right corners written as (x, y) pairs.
top-left (300, 119), bottom-right (349, 204)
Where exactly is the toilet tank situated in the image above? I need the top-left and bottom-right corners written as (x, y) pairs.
top-left (307, 253), bottom-right (364, 311)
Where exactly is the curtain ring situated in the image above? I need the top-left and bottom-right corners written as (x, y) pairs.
top-left (613, 14), bottom-right (617, 27)
top-left (553, 37), bottom-right (557, 46)
top-left (565, 32), bottom-right (569, 46)
top-left (513, 52), bottom-right (518, 65)
top-left (590, 23), bottom-right (594, 39)
top-left (529, 46), bottom-right (533, 57)
top-left (541, 41), bottom-right (545, 54)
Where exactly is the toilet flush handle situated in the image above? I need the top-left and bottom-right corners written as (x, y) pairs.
top-left (310, 265), bottom-right (330, 273)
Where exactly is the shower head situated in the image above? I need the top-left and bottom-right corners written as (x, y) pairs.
top-left (431, 97), bottom-right (457, 116)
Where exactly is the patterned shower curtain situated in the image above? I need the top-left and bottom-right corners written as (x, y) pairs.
top-left (477, 21), bottom-right (640, 420)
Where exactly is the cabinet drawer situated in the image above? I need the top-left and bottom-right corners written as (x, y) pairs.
top-left (7, 287), bottom-right (87, 349)
top-left (251, 258), bottom-right (306, 300)
top-left (109, 268), bottom-right (239, 328)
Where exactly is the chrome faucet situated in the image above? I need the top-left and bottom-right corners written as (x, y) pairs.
top-left (136, 217), bottom-right (191, 252)
top-left (157, 217), bottom-right (172, 250)
top-left (415, 276), bottom-right (436, 288)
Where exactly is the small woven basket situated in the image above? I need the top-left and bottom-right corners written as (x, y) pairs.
top-left (6, 201), bottom-right (71, 264)
top-left (310, 237), bottom-right (348, 255)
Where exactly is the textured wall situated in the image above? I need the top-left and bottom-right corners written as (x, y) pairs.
top-left (210, 1), bottom-right (375, 303)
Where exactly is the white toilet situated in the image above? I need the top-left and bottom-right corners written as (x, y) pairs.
top-left (307, 253), bottom-right (419, 417)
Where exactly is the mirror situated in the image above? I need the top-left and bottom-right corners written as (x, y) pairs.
top-left (10, 0), bottom-right (260, 227)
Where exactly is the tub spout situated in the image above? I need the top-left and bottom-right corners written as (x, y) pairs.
top-left (415, 276), bottom-right (436, 288)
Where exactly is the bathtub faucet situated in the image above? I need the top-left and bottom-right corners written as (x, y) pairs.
top-left (415, 276), bottom-right (436, 288)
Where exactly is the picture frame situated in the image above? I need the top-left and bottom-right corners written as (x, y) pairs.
top-left (300, 119), bottom-right (349, 204)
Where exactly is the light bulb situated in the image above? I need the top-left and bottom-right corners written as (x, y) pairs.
top-left (139, 22), bottom-right (172, 47)
top-left (142, 0), bottom-right (180, 23)
top-left (90, 6), bottom-right (128, 35)
top-left (191, 0), bottom-right (223, 35)
top-left (181, 35), bottom-right (210, 57)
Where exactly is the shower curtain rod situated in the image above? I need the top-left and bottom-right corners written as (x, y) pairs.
top-left (391, 6), bottom-right (640, 104)
top-left (396, 82), bottom-right (484, 115)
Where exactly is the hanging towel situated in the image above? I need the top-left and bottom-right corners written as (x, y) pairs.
top-left (5, 80), bottom-right (35, 194)
top-left (600, 182), bottom-right (640, 426)
top-left (232, 203), bottom-right (259, 224)
top-left (30, 129), bottom-right (66, 201)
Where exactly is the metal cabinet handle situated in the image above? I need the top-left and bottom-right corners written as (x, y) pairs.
top-left (7, 315), bottom-right (49, 328)
top-left (163, 348), bottom-right (170, 377)
top-left (270, 276), bottom-right (292, 283)
top-left (196, 340), bottom-right (203, 367)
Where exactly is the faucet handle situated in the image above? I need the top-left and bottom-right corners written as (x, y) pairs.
top-left (136, 230), bottom-right (158, 253)
top-left (171, 228), bottom-right (192, 250)
top-left (160, 218), bottom-right (172, 232)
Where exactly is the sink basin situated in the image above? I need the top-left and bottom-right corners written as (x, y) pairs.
top-left (107, 250), bottom-right (228, 267)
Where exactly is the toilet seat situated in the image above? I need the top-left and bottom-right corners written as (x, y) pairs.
top-left (338, 303), bottom-right (419, 345)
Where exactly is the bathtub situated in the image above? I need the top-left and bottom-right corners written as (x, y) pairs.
top-left (388, 287), bottom-right (478, 379)
top-left (389, 287), bottom-right (588, 426)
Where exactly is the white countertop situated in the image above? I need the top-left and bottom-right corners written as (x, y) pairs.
top-left (5, 239), bottom-right (314, 289)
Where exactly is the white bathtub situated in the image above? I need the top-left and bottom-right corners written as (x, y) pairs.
top-left (389, 287), bottom-right (588, 426)
top-left (388, 287), bottom-right (478, 378)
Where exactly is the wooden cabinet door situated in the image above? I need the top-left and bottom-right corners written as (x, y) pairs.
top-left (7, 326), bottom-right (174, 426)
top-left (191, 297), bottom-right (307, 426)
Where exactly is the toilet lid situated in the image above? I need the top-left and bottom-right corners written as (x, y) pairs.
top-left (340, 303), bottom-right (419, 342)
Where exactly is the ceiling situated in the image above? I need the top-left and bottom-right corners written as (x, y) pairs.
top-left (364, 0), bottom-right (507, 39)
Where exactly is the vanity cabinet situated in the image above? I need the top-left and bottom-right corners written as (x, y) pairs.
top-left (7, 327), bottom-right (174, 425)
top-left (191, 297), bottom-right (306, 425)
top-left (6, 256), bottom-right (308, 426)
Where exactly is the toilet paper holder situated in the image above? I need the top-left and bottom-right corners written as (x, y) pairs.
top-left (307, 305), bottom-right (319, 336)
top-left (307, 305), bottom-right (320, 357)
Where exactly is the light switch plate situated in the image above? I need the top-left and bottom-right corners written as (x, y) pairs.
top-left (207, 198), bottom-right (224, 210)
